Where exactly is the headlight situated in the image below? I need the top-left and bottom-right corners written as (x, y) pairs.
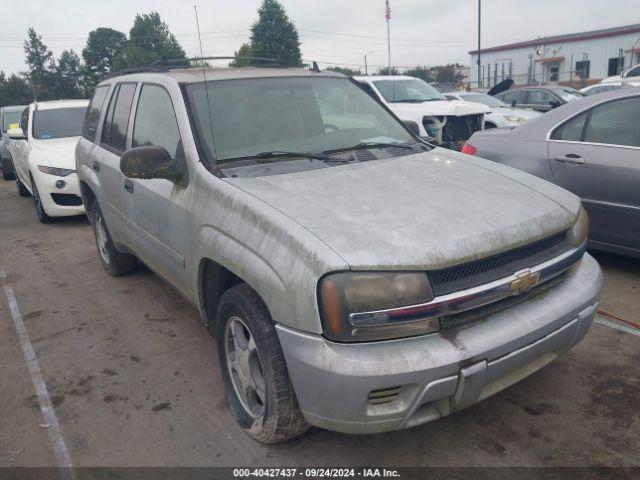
top-left (568, 205), bottom-right (589, 247)
top-left (503, 115), bottom-right (521, 123)
top-left (38, 165), bottom-right (75, 177)
top-left (318, 272), bottom-right (437, 342)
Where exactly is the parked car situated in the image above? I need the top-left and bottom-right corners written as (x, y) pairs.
top-left (580, 81), bottom-right (640, 96)
top-left (353, 75), bottom-right (490, 149)
top-left (494, 86), bottom-right (584, 112)
top-left (601, 64), bottom-right (640, 84)
top-left (444, 91), bottom-right (541, 128)
top-left (464, 88), bottom-right (640, 258)
top-left (0, 105), bottom-right (27, 180)
top-left (7, 100), bottom-right (88, 223)
top-left (77, 66), bottom-right (601, 443)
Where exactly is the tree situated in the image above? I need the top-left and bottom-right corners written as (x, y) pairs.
top-left (378, 67), bottom-right (399, 75)
top-left (326, 66), bottom-right (361, 76)
top-left (405, 66), bottom-right (433, 83)
top-left (230, 43), bottom-right (254, 67)
top-left (82, 28), bottom-right (128, 91)
top-left (53, 50), bottom-right (83, 99)
top-left (0, 72), bottom-right (33, 107)
top-left (250, 0), bottom-right (302, 66)
top-left (116, 12), bottom-right (186, 69)
top-left (432, 64), bottom-right (464, 84)
top-left (23, 28), bottom-right (55, 100)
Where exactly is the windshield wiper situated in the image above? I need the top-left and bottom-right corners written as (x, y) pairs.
top-left (323, 142), bottom-right (417, 156)
top-left (221, 151), bottom-right (334, 163)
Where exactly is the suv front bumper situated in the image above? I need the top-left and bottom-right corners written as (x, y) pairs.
top-left (276, 253), bottom-right (602, 434)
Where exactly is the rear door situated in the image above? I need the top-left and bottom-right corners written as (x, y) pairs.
top-left (94, 82), bottom-right (138, 245)
top-left (548, 94), bottom-right (640, 253)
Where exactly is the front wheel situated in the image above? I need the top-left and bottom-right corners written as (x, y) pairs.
top-left (90, 200), bottom-right (137, 276)
top-left (216, 284), bottom-right (309, 444)
top-left (31, 176), bottom-right (54, 223)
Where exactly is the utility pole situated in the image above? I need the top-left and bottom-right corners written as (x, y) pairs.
top-left (364, 51), bottom-right (374, 75)
top-left (477, 0), bottom-right (481, 88)
top-left (385, 1), bottom-right (391, 71)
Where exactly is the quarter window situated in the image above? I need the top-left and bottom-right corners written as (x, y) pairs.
top-left (101, 83), bottom-right (136, 153)
top-left (132, 85), bottom-right (181, 159)
top-left (83, 85), bottom-right (110, 142)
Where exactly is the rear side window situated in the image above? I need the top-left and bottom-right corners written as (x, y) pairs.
top-left (82, 85), bottom-right (110, 142)
top-left (132, 84), bottom-right (181, 159)
top-left (583, 96), bottom-right (640, 147)
top-left (101, 83), bottom-right (136, 153)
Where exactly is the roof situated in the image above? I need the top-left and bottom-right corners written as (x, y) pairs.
top-left (504, 85), bottom-right (582, 92)
top-left (30, 99), bottom-right (89, 110)
top-left (353, 75), bottom-right (419, 82)
top-left (102, 67), bottom-right (344, 85)
top-left (0, 105), bottom-right (28, 113)
top-left (469, 23), bottom-right (640, 55)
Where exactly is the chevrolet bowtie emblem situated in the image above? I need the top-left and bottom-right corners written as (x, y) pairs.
top-left (510, 269), bottom-right (540, 295)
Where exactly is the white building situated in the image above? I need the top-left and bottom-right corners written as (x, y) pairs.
top-left (469, 23), bottom-right (640, 88)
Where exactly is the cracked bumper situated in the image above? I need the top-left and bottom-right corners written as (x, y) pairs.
top-left (276, 253), bottom-right (602, 434)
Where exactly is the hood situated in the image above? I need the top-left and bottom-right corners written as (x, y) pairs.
top-left (388, 99), bottom-right (490, 118)
top-left (493, 107), bottom-right (542, 120)
top-left (487, 78), bottom-right (514, 96)
top-left (225, 149), bottom-right (578, 270)
top-left (33, 137), bottom-right (80, 170)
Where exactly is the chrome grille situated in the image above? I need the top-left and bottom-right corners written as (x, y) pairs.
top-left (430, 231), bottom-right (570, 296)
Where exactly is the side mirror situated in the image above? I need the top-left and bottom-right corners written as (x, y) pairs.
top-left (549, 100), bottom-right (562, 108)
top-left (7, 127), bottom-right (26, 140)
top-left (511, 100), bottom-right (517, 108)
top-left (402, 120), bottom-right (421, 137)
top-left (120, 146), bottom-right (184, 183)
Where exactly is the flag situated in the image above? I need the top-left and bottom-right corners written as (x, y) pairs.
top-left (385, 0), bottom-right (391, 21)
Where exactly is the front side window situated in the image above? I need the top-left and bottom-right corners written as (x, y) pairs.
top-left (83, 85), bottom-right (110, 142)
top-left (132, 84), bottom-right (181, 159)
top-left (556, 88), bottom-right (583, 102)
top-left (186, 76), bottom-right (416, 166)
top-left (372, 79), bottom-right (445, 103)
top-left (527, 90), bottom-right (555, 105)
top-left (2, 111), bottom-right (22, 132)
top-left (32, 107), bottom-right (87, 139)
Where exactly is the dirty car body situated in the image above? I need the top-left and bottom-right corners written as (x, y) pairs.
top-left (77, 67), bottom-right (602, 440)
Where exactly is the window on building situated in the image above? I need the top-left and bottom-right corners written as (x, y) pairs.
top-left (575, 60), bottom-right (590, 79)
top-left (608, 57), bottom-right (625, 76)
top-left (549, 65), bottom-right (560, 82)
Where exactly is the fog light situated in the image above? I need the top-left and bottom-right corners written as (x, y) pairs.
top-left (55, 180), bottom-right (66, 189)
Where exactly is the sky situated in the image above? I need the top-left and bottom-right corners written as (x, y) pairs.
top-left (0, 0), bottom-right (638, 75)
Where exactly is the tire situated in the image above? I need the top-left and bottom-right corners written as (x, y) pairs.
top-left (1, 157), bottom-right (15, 180)
top-left (216, 284), bottom-right (309, 444)
top-left (90, 199), bottom-right (137, 276)
top-left (16, 175), bottom-right (30, 197)
top-left (31, 176), bottom-right (54, 224)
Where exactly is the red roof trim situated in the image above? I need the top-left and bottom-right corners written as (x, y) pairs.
top-left (535, 56), bottom-right (565, 64)
top-left (469, 24), bottom-right (640, 55)
top-left (625, 47), bottom-right (640, 53)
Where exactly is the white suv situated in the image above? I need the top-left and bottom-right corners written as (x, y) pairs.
top-left (353, 75), bottom-right (490, 149)
top-left (8, 100), bottom-right (89, 222)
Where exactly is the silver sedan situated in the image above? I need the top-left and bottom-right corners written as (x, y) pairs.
top-left (465, 88), bottom-right (640, 258)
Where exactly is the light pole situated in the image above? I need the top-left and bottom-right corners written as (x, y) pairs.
top-left (477, 0), bottom-right (481, 88)
top-left (364, 51), bottom-right (374, 75)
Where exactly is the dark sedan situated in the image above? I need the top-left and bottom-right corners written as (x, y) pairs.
top-left (494, 86), bottom-right (584, 112)
top-left (464, 88), bottom-right (640, 258)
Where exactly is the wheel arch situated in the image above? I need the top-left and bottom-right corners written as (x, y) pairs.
top-left (198, 258), bottom-right (246, 334)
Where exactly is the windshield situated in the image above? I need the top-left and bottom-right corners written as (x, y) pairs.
top-left (556, 88), bottom-right (584, 102)
top-left (33, 107), bottom-right (87, 139)
top-left (373, 78), bottom-right (445, 103)
top-left (461, 93), bottom-right (507, 108)
top-left (2, 111), bottom-right (22, 131)
top-left (186, 76), bottom-right (417, 165)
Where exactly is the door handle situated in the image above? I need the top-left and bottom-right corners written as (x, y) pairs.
top-left (124, 179), bottom-right (134, 193)
top-left (553, 154), bottom-right (584, 165)
top-left (92, 161), bottom-right (100, 172)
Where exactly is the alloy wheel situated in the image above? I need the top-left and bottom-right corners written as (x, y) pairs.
top-left (94, 213), bottom-right (111, 265)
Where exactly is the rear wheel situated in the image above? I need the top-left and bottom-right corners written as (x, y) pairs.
top-left (90, 200), bottom-right (137, 276)
top-left (31, 176), bottom-right (54, 224)
top-left (16, 175), bottom-right (30, 197)
top-left (1, 158), bottom-right (15, 180)
top-left (216, 284), bottom-right (309, 444)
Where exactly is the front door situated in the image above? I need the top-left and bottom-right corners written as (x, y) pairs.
top-left (126, 83), bottom-right (190, 291)
top-left (548, 95), bottom-right (640, 253)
